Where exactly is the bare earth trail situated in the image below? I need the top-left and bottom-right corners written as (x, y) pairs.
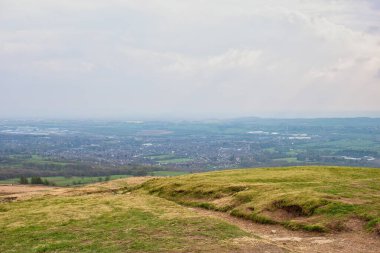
top-left (190, 207), bottom-right (380, 253)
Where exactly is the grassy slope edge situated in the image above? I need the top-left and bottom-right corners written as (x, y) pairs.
top-left (0, 181), bottom-right (250, 252)
top-left (1, 166), bottom-right (380, 252)
top-left (141, 166), bottom-right (380, 233)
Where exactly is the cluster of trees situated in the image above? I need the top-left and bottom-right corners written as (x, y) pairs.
top-left (98, 176), bottom-right (110, 182)
top-left (0, 161), bottom-right (160, 180)
top-left (15, 167), bottom-right (154, 186)
top-left (19, 176), bottom-right (56, 186)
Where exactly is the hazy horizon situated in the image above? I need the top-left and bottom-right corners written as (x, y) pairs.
top-left (1, 0), bottom-right (380, 119)
top-left (1, 113), bottom-right (380, 122)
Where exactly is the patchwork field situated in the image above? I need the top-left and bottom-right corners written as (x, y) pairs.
top-left (1, 166), bottom-right (380, 252)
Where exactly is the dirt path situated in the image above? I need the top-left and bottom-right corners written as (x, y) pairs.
top-left (190, 207), bottom-right (380, 253)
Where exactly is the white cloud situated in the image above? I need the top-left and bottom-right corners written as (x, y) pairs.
top-left (0, 0), bottom-right (379, 118)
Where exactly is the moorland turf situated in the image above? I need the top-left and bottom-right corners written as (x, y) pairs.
top-left (1, 166), bottom-right (380, 252)
top-left (141, 166), bottom-right (380, 233)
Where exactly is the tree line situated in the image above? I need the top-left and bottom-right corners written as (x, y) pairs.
top-left (19, 176), bottom-right (56, 186)
top-left (0, 162), bottom-right (160, 180)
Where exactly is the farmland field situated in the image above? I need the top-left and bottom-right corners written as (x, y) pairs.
top-left (0, 175), bottom-right (131, 186)
top-left (0, 171), bottom-right (189, 186)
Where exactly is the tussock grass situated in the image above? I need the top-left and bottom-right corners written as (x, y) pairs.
top-left (2, 166), bottom-right (380, 252)
top-left (0, 191), bottom-right (248, 252)
top-left (141, 166), bottom-right (380, 233)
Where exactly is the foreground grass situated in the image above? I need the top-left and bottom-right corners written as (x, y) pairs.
top-left (0, 184), bottom-right (248, 252)
top-left (141, 166), bottom-right (380, 233)
top-left (2, 166), bottom-right (380, 252)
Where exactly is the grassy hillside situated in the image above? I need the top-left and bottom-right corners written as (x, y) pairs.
top-left (1, 166), bottom-right (380, 252)
top-left (141, 166), bottom-right (380, 233)
top-left (0, 180), bottom-right (250, 253)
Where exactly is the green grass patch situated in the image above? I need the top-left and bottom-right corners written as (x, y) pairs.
top-left (0, 192), bottom-right (248, 252)
top-left (273, 157), bottom-right (299, 163)
top-left (1, 155), bottom-right (72, 168)
top-left (141, 166), bottom-right (380, 232)
top-left (150, 171), bottom-right (190, 177)
top-left (158, 158), bottom-right (194, 164)
top-left (0, 175), bottom-right (131, 186)
top-left (283, 221), bottom-right (327, 232)
top-left (146, 154), bottom-right (175, 160)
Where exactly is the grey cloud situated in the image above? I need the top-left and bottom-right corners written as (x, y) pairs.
top-left (376, 69), bottom-right (380, 79)
top-left (0, 0), bottom-right (379, 119)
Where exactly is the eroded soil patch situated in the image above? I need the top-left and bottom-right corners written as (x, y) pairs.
top-left (190, 207), bottom-right (380, 253)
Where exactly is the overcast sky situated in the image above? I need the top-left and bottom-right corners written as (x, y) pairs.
top-left (1, 0), bottom-right (380, 119)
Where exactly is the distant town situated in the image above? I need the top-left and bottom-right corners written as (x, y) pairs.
top-left (0, 118), bottom-right (379, 180)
